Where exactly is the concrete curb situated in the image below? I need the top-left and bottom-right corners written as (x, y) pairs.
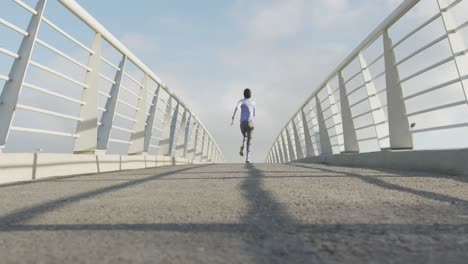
top-left (0, 153), bottom-right (209, 185)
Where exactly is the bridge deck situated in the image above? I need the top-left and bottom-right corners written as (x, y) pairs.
top-left (0, 164), bottom-right (468, 263)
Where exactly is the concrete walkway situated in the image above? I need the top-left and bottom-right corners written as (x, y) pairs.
top-left (0, 163), bottom-right (468, 263)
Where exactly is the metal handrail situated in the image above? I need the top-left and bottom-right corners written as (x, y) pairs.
top-left (266, 0), bottom-right (468, 163)
top-left (0, 0), bottom-right (223, 163)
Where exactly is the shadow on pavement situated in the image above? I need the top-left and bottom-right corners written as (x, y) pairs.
top-left (240, 163), bottom-right (323, 263)
top-left (0, 165), bottom-right (211, 225)
top-left (289, 163), bottom-right (468, 207)
top-left (1, 223), bottom-right (467, 234)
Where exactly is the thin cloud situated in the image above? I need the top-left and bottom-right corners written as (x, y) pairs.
top-left (248, 0), bottom-right (305, 39)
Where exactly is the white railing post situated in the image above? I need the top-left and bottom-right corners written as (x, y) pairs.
top-left (292, 118), bottom-right (304, 160)
top-left (208, 139), bottom-right (214, 162)
top-left (190, 122), bottom-right (200, 162)
top-left (277, 136), bottom-right (284, 163)
top-left (199, 130), bottom-right (206, 162)
top-left (437, 0), bottom-right (468, 102)
top-left (206, 137), bottom-right (210, 163)
top-left (338, 72), bottom-right (359, 153)
top-left (211, 142), bottom-right (216, 163)
top-left (268, 147), bottom-right (273, 163)
top-left (128, 74), bottom-right (148, 155)
top-left (174, 107), bottom-right (187, 157)
top-left (383, 30), bottom-right (413, 149)
top-left (301, 109), bottom-right (315, 157)
top-left (285, 124), bottom-right (296, 161)
top-left (201, 135), bottom-right (207, 162)
top-left (316, 97), bottom-right (333, 155)
top-left (326, 83), bottom-right (342, 149)
top-left (158, 97), bottom-right (173, 156)
top-left (277, 140), bottom-right (285, 163)
top-left (268, 146), bottom-right (272, 163)
top-left (74, 33), bottom-right (101, 153)
top-left (273, 145), bottom-right (279, 163)
top-left (0, 0), bottom-right (47, 151)
top-left (358, 53), bottom-right (389, 149)
top-left (269, 145), bottom-right (274, 163)
top-left (143, 85), bottom-right (160, 153)
top-left (198, 129), bottom-right (204, 162)
top-left (183, 113), bottom-right (192, 158)
top-left (273, 140), bottom-right (278, 163)
top-left (275, 140), bottom-right (281, 163)
top-left (284, 129), bottom-right (291, 161)
top-left (210, 139), bottom-right (215, 162)
top-left (209, 142), bottom-right (214, 163)
top-left (270, 144), bottom-right (275, 163)
top-left (280, 132), bottom-right (290, 162)
top-left (276, 141), bottom-right (282, 163)
top-left (206, 138), bottom-right (211, 162)
top-left (97, 56), bottom-right (127, 152)
top-left (168, 101), bottom-right (180, 157)
top-left (311, 109), bottom-right (322, 154)
top-left (272, 142), bottom-right (279, 163)
top-left (204, 137), bottom-right (210, 162)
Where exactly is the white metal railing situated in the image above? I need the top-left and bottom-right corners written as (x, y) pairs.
top-left (266, 0), bottom-right (468, 164)
top-left (0, 0), bottom-right (224, 163)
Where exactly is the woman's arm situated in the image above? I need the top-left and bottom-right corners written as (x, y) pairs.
top-left (231, 100), bottom-right (241, 125)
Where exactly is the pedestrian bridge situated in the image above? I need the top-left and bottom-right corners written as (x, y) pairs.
top-left (0, 0), bottom-right (468, 263)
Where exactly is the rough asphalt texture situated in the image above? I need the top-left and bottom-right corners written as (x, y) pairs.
top-left (1, 163), bottom-right (468, 263)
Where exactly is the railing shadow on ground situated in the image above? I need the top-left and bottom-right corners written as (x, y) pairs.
top-left (1, 223), bottom-right (468, 234)
top-left (289, 159), bottom-right (468, 185)
top-left (288, 163), bottom-right (468, 206)
top-left (239, 163), bottom-right (323, 263)
top-left (46, 171), bottom-right (355, 183)
top-left (0, 164), bottom-right (212, 225)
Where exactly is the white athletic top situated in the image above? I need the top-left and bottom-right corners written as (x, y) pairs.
top-left (232, 99), bottom-right (256, 122)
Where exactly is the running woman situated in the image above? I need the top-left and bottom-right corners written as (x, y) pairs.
top-left (231, 88), bottom-right (256, 163)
